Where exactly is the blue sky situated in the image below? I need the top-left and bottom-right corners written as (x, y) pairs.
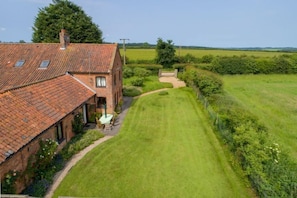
top-left (1, 0), bottom-right (296, 47)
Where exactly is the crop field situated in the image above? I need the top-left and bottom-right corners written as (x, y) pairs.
top-left (120, 48), bottom-right (291, 61)
top-left (223, 74), bottom-right (297, 159)
top-left (53, 88), bottom-right (252, 198)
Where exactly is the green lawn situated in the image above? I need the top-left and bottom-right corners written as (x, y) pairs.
top-left (121, 48), bottom-right (290, 61)
top-left (53, 88), bottom-right (252, 198)
top-left (223, 74), bottom-right (297, 159)
top-left (124, 75), bottom-right (173, 93)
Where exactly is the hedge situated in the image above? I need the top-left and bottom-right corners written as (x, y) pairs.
top-left (193, 86), bottom-right (297, 197)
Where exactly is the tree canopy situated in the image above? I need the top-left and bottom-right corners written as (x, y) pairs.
top-left (32, 0), bottom-right (102, 43)
top-left (155, 38), bottom-right (176, 68)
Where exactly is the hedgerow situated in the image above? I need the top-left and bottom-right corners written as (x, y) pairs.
top-left (125, 64), bottom-right (162, 74)
top-left (208, 54), bottom-right (297, 75)
top-left (194, 86), bottom-right (297, 197)
top-left (179, 64), bottom-right (297, 196)
top-left (180, 66), bottom-right (223, 96)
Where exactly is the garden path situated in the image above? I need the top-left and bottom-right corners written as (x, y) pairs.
top-left (45, 76), bottom-right (185, 198)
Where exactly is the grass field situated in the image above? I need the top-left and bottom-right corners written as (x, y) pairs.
top-left (223, 74), bottom-right (297, 159)
top-left (121, 48), bottom-right (291, 61)
top-left (53, 88), bottom-right (252, 198)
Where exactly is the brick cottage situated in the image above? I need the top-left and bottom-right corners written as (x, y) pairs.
top-left (0, 30), bottom-right (123, 192)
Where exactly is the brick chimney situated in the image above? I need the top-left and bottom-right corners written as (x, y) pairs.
top-left (59, 29), bottom-right (70, 50)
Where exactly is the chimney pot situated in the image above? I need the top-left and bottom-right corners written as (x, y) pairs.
top-left (59, 29), bottom-right (70, 50)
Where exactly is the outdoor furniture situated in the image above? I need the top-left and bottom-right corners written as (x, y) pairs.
top-left (95, 117), bottom-right (105, 129)
top-left (104, 123), bottom-right (113, 131)
top-left (99, 114), bottom-right (113, 125)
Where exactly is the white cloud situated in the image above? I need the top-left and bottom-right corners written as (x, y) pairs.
top-left (0, 27), bottom-right (6, 31)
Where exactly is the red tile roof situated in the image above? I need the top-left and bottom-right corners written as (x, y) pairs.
top-left (0, 43), bottom-right (118, 92)
top-left (0, 74), bottom-right (95, 164)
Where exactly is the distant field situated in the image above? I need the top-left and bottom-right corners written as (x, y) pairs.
top-left (223, 74), bottom-right (297, 159)
top-left (120, 48), bottom-right (291, 61)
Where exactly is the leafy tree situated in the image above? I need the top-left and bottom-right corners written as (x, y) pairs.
top-left (32, 0), bottom-right (102, 43)
top-left (155, 38), bottom-right (176, 68)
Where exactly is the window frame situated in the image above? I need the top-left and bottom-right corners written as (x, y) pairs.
top-left (15, 60), bottom-right (25, 67)
top-left (56, 122), bottom-right (64, 143)
top-left (97, 97), bottom-right (106, 108)
top-left (96, 76), bottom-right (106, 88)
top-left (40, 60), bottom-right (50, 68)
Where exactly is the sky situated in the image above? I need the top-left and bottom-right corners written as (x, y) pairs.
top-left (1, 0), bottom-right (297, 48)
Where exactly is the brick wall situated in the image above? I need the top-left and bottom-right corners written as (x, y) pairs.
top-left (73, 50), bottom-right (123, 114)
top-left (0, 97), bottom-right (95, 193)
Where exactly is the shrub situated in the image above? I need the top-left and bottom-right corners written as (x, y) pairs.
top-left (131, 77), bottom-right (144, 86)
top-left (72, 113), bottom-right (84, 134)
top-left (173, 64), bottom-right (187, 72)
top-left (126, 64), bottom-right (162, 74)
top-left (1, 170), bottom-right (20, 194)
top-left (181, 67), bottom-right (223, 96)
top-left (123, 66), bottom-right (134, 78)
top-left (176, 53), bottom-right (198, 63)
top-left (210, 56), bottom-right (258, 74)
top-left (201, 54), bottom-right (214, 63)
top-left (123, 86), bottom-right (142, 97)
top-left (133, 67), bottom-right (152, 77)
top-left (89, 112), bottom-right (102, 123)
top-left (60, 129), bottom-right (104, 160)
top-left (199, 89), bottom-right (297, 197)
top-left (22, 130), bottom-right (104, 197)
top-left (158, 91), bottom-right (169, 95)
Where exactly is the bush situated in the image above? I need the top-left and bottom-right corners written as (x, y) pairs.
top-left (210, 56), bottom-right (258, 74)
top-left (61, 129), bottom-right (104, 160)
top-left (123, 86), bottom-right (142, 97)
top-left (133, 67), bottom-right (152, 77)
top-left (1, 170), bottom-right (20, 194)
top-left (123, 66), bottom-right (134, 78)
top-left (22, 130), bottom-right (104, 197)
top-left (173, 64), bottom-right (187, 72)
top-left (72, 113), bottom-right (84, 134)
top-left (89, 112), bottom-right (102, 123)
top-left (181, 67), bottom-right (223, 96)
top-left (126, 64), bottom-right (162, 74)
top-left (131, 77), bottom-right (144, 86)
top-left (199, 89), bottom-right (297, 197)
top-left (158, 91), bottom-right (169, 95)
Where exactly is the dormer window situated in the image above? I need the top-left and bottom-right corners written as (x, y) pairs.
top-left (40, 60), bottom-right (50, 68)
top-left (15, 60), bottom-right (25, 67)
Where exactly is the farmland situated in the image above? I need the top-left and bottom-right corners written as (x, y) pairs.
top-left (120, 48), bottom-right (292, 61)
top-left (223, 74), bottom-right (297, 159)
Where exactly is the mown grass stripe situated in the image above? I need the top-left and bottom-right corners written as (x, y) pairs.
top-left (53, 88), bottom-right (251, 198)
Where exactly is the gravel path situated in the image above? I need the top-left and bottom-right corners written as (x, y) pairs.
top-left (45, 77), bottom-right (185, 198)
top-left (159, 76), bottom-right (186, 88)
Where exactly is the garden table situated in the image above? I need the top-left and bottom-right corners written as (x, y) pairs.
top-left (99, 114), bottom-right (113, 124)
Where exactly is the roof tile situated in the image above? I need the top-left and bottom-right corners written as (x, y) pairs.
top-left (0, 74), bottom-right (95, 163)
top-left (0, 43), bottom-right (118, 92)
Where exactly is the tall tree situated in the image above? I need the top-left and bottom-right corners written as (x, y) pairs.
top-left (32, 0), bottom-right (102, 43)
top-left (155, 38), bottom-right (176, 68)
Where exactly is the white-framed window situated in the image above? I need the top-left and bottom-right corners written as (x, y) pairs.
top-left (96, 76), bottom-right (106, 87)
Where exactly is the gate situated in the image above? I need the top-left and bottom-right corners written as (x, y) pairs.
top-left (158, 69), bottom-right (178, 78)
